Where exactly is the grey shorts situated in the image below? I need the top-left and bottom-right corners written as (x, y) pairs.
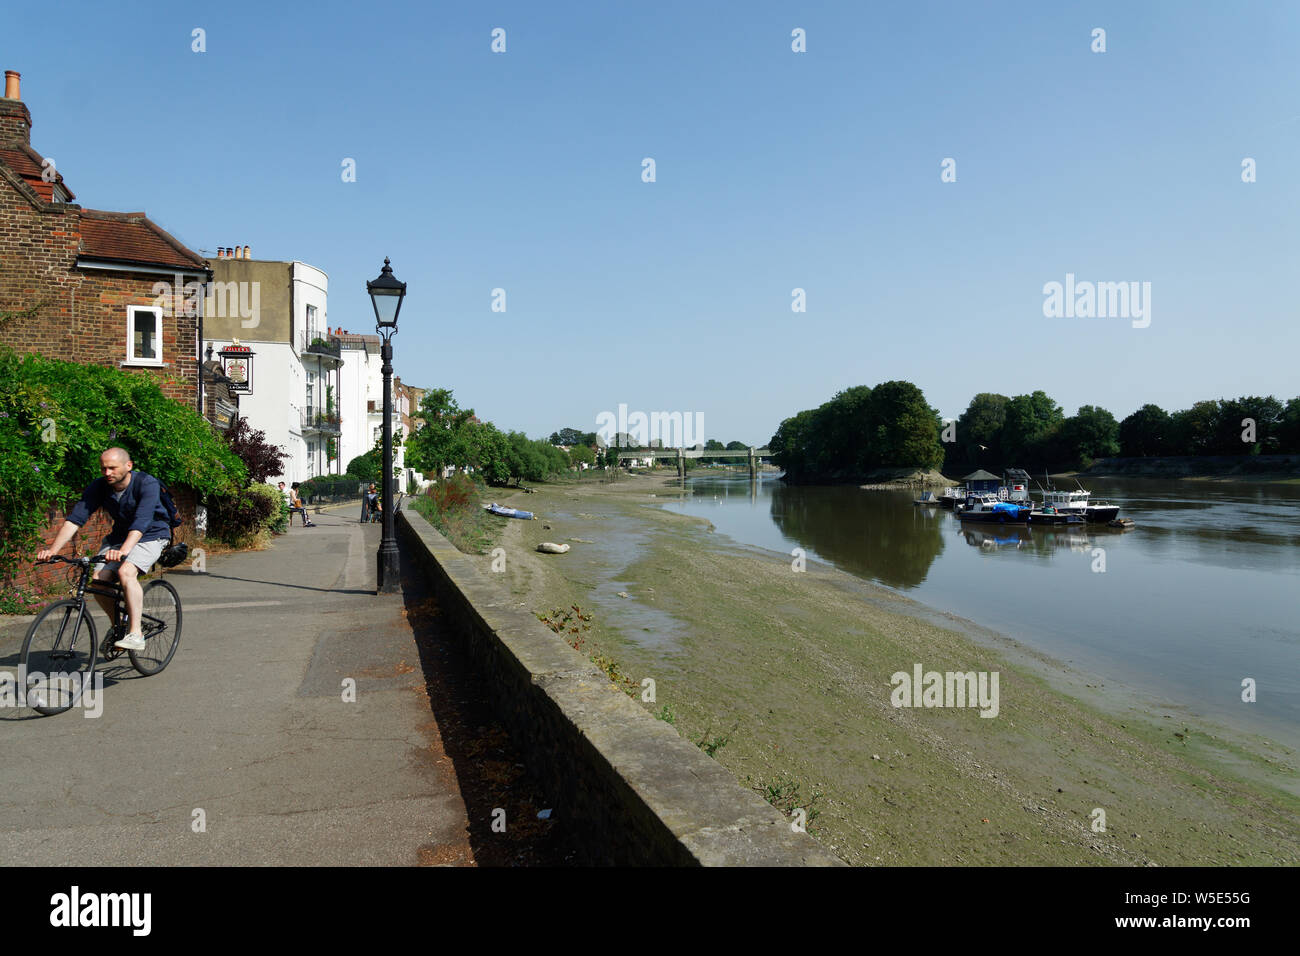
top-left (96, 538), bottom-right (167, 574)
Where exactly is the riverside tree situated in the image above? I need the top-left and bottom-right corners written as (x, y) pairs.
top-left (769, 380), bottom-right (943, 483)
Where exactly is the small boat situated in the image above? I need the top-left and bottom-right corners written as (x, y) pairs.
top-left (485, 503), bottom-right (536, 520)
top-left (937, 486), bottom-right (964, 508)
top-left (1027, 506), bottom-right (1085, 525)
top-left (1039, 488), bottom-right (1119, 523)
top-left (914, 490), bottom-right (941, 506)
top-left (955, 494), bottom-right (1031, 524)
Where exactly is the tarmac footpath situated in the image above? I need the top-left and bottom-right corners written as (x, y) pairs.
top-left (0, 503), bottom-right (567, 866)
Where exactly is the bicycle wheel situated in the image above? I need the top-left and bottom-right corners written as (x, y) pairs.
top-left (20, 600), bottom-right (97, 716)
top-left (130, 579), bottom-right (182, 676)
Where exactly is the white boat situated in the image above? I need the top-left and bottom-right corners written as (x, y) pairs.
top-left (1040, 487), bottom-right (1119, 523)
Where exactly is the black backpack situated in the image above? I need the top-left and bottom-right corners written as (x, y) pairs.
top-left (151, 475), bottom-right (183, 530)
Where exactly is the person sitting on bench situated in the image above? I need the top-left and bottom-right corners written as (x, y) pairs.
top-left (289, 482), bottom-right (316, 527)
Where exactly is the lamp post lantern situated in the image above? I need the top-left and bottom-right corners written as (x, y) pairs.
top-left (367, 257), bottom-right (406, 594)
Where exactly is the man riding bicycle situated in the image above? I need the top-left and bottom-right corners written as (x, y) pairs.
top-left (36, 447), bottom-right (173, 651)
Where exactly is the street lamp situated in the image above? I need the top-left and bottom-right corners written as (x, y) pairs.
top-left (367, 257), bottom-right (406, 594)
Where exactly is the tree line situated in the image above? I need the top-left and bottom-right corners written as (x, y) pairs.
top-left (405, 389), bottom-right (594, 485)
top-left (945, 392), bottom-right (1300, 474)
top-left (770, 382), bottom-right (1300, 483)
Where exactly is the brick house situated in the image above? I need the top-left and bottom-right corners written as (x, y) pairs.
top-left (0, 70), bottom-right (212, 414)
top-left (1, 70), bottom-right (215, 598)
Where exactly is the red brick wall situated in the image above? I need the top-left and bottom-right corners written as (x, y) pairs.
top-left (0, 178), bottom-right (199, 406)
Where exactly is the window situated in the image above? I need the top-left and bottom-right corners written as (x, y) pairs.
top-left (306, 304), bottom-right (318, 341)
top-left (126, 306), bottom-right (163, 365)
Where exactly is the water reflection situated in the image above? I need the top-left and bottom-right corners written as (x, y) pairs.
top-left (662, 473), bottom-right (1300, 743)
top-left (766, 484), bottom-right (945, 589)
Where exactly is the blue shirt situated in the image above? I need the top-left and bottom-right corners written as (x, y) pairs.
top-left (66, 471), bottom-right (173, 546)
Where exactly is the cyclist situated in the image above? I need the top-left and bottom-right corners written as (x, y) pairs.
top-left (36, 447), bottom-right (173, 651)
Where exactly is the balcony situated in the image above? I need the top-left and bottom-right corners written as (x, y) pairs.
top-left (301, 407), bottom-right (341, 434)
top-left (303, 339), bottom-right (343, 365)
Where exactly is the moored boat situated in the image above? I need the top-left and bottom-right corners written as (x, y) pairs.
top-left (955, 494), bottom-right (1031, 523)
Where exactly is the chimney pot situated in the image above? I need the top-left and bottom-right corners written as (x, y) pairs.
top-left (4, 71), bottom-right (20, 100)
top-left (217, 247), bottom-right (225, 259)
top-left (243, 245), bottom-right (251, 259)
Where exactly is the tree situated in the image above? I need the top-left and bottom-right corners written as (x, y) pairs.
top-left (864, 380), bottom-right (944, 470)
top-left (1056, 405), bottom-right (1120, 468)
top-left (1210, 395), bottom-right (1283, 455)
top-left (950, 393), bottom-right (1009, 472)
top-left (704, 438), bottom-right (725, 451)
top-left (405, 388), bottom-right (476, 477)
top-left (548, 427), bottom-right (596, 447)
top-left (1279, 397), bottom-right (1300, 454)
top-left (769, 381), bottom-right (942, 481)
top-left (725, 441), bottom-right (749, 451)
top-left (1168, 401), bottom-right (1219, 456)
top-left (225, 416), bottom-right (290, 484)
top-left (346, 443), bottom-right (382, 481)
top-left (569, 445), bottom-right (595, 467)
top-left (1002, 391), bottom-right (1064, 467)
top-left (1118, 404), bottom-right (1170, 457)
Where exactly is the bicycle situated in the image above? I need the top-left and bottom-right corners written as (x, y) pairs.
top-left (21, 555), bottom-right (182, 716)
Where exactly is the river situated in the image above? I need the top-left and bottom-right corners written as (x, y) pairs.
top-left (658, 473), bottom-right (1300, 749)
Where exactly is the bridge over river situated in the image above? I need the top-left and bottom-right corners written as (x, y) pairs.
top-left (608, 446), bottom-right (773, 478)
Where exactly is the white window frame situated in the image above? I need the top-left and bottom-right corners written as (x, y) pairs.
top-left (125, 305), bottom-right (165, 366)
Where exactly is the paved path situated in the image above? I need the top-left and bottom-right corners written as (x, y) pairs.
top-left (0, 505), bottom-right (476, 865)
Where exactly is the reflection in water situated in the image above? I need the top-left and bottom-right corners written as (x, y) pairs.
top-left (960, 525), bottom-right (1129, 556)
top-left (663, 474), bottom-right (1300, 744)
top-left (767, 484), bottom-right (945, 589)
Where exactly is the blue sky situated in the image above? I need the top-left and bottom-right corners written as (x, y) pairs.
top-left (7, 1), bottom-right (1298, 445)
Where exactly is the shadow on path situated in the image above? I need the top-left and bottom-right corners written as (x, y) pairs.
top-left (399, 558), bottom-right (576, 866)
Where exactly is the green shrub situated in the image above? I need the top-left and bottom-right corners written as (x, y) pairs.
top-left (268, 491), bottom-right (289, 534)
top-left (0, 347), bottom-right (244, 592)
top-left (208, 482), bottom-right (282, 547)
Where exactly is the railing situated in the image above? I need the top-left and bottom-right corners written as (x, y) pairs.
top-left (299, 476), bottom-right (365, 504)
top-left (304, 340), bottom-right (342, 360)
top-left (301, 407), bottom-right (341, 433)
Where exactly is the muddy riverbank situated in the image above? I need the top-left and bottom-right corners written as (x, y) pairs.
top-left (466, 472), bottom-right (1298, 865)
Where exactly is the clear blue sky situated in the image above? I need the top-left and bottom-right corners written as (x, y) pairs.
top-left (7, 1), bottom-right (1298, 445)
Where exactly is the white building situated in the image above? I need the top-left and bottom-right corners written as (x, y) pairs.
top-left (332, 329), bottom-right (405, 481)
top-left (203, 253), bottom-right (340, 484)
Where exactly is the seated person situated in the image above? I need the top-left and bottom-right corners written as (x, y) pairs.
top-left (289, 482), bottom-right (316, 527)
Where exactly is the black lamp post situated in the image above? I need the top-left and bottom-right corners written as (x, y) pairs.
top-left (367, 257), bottom-right (406, 594)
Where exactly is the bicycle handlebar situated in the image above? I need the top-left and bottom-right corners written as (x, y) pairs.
top-left (36, 555), bottom-right (96, 567)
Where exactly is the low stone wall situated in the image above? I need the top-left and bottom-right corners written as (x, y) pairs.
top-left (397, 508), bottom-right (844, 866)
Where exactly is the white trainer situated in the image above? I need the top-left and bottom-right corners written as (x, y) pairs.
top-left (115, 632), bottom-right (147, 651)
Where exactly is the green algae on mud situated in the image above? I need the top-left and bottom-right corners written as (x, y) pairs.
top-left (469, 472), bottom-right (1300, 866)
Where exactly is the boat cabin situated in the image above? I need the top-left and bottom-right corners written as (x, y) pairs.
top-left (962, 470), bottom-right (1002, 494)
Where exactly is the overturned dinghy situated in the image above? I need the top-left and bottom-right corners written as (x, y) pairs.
top-left (486, 502), bottom-right (536, 520)
top-left (537, 542), bottom-right (570, 554)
